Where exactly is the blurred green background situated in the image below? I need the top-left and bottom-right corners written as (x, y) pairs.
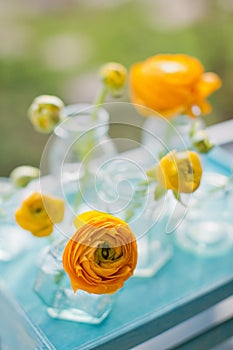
top-left (0, 0), bottom-right (232, 176)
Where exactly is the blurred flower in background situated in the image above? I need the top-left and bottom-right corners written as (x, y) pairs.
top-left (99, 62), bottom-right (127, 97)
top-left (28, 95), bottom-right (64, 133)
top-left (15, 192), bottom-right (65, 237)
top-left (129, 53), bottom-right (221, 118)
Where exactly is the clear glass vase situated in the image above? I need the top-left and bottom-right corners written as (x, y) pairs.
top-left (96, 158), bottom-right (173, 277)
top-left (40, 104), bottom-right (117, 212)
top-left (129, 191), bottom-right (173, 277)
top-left (0, 178), bottom-right (37, 261)
top-left (141, 114), bottom-right (204, 155)
top-left (175, 172), bottom-right (233, 256)
top-left (34, 239), bottom-right (115, 324)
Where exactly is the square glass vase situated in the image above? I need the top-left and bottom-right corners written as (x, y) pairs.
top-left (34, 239), bottom-right (115, 324)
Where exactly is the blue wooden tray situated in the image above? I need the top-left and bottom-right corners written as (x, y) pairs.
top-left (0, 147), bottom-right (233, 350)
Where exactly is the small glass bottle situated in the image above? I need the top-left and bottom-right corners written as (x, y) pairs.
top-left (142, 114), bottom-right (204, 155)
top-left (34, 239), bottom-right (115, 324)
top-left (0, 178), bottom-right (36, 261)
top-left (47, 104), bottom-right (116, 176)
top-left (96, 157), bottom-right (173, 277)
top-left (40, 103), bottom-right (117, 212)
top-left (175, 172), bottom-right (233, 256)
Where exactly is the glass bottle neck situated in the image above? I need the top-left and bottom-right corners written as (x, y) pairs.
top-left (54, 103), bottom-right (109, 140)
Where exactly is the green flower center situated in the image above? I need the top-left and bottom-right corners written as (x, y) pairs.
top-left (94, 241), bottom-right (122, 265)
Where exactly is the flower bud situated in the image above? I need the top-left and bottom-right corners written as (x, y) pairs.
top-left (10, 165), bottom-right (40, 188)
top-left (99, 62), bottom-right (127, 96)
top-left (28, 95), bottom-right (64, 133)
top-left (191, 130), bottom-right (214, 153)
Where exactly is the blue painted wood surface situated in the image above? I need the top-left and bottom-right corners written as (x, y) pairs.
top-left (0, 148), bottom-right (233, 350)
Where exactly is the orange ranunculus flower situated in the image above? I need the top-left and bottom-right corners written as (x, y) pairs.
top-left (63, 211), bottom-right (138, 294)
top-left (15, 192), bottom-right (65, 237)
top-left (130, 54), bottom-right (222, 118)
top-left (156, 150), bottom-right (202, 193)
top-left (73, 210), bottom-right (127, 230)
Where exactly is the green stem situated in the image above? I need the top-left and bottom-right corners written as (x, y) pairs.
top-left (48, 235), bottom-right (54, 244)
top-left (72, 86), bottom-right (108, 212)
top-left (0, 207), bottom-right (5, 218)
top-left (146, 166), bottom-right (158, 181)
top-left (189, 115), bottom-right (205, 138)
top-left (54, 270), bottom-right (66, 285)
top-left (92, 85), bottom-right (108, 121)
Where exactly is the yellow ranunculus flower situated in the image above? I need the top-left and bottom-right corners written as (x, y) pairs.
top-left (130, 54), bottom-right (222, 118)
top-left (99, 62), bottom-right (127, 96)
top-left (15, 192), bottom-right (65, 237)
top-left (63, 210), bottom-right (138, 294)
top-left (156, 150), bottom-right (202, 193)
top-left (28, 95), bottom-right (64, 133)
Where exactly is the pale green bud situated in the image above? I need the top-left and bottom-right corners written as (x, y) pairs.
top-left (191, 130), bottom-right (214, 153)
top-left (99, 62), bottom-right (127, 97)
top-left (10, 166), bottom-right (40, 187)
top-left (28, 95), bottom-right (64, 133)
